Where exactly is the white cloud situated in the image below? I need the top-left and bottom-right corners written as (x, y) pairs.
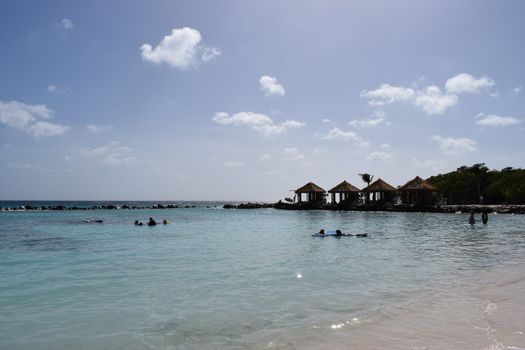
top-left (475, 113), bottom-right (520, 127)
top-left (361, 83), bottom-right (458, 115)
top-left (47, 85), bottom-right (69, 94)
top-left (86, 124), bottom-right (113, 133)
top-left (360, 84), bottom-right (415, 106)
top-left (140, 27), bottom-right (220, 69)
top-left (80, 141), bottom-right (135, 165)
top-left (260, 153), bottom-right (271, 160)
top-left (104, 153), bottom-right (137, 165)
top-left (0, 100), bottom-right (68, 137)
top-left (380, 143), bottom-right (391, 148)
top-left (80, 144), bottom-right (113, 156)
top-left (0, 100), bottom-right (52, 129)
top-left (361, 73), bottom-right (494, 115)
top-left (445, 73), bottom-right (494, 94)
top-left (60, 19), bottom-right (74, 30)
top-left (414, 85), bottom-right (458, 115)
top-left (349, 117), bottom-right (385, 128)
top-left (432, 135), bottom-right (477, 155)
top-left (366, 151), bottom-right (393, 162)
top-left (225, 160), bottom-right (244, 167)
top-left (319, 127), bottom-right (367, 147)
top-left (259, 75), bottom-right (285, 96)
top-left (283, 147), bottom-right (306, 162)
top-left (212, 111), bottom-right (304, 137)
top-left (322, 118), bottom-right (331, 123)
top-left (512, 86), bottom-right (522, 95)
top-left (28, 121), bottom-right (69, 137)
top-left (350, 110), bottom-right (388, 128)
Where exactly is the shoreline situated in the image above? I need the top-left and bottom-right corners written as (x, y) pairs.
top-left (2, 202), bottom-right (525, 214)
top-left (228, 202), bottom-right (525, 214)
top-left (286, 263), bottom-right (525, 350)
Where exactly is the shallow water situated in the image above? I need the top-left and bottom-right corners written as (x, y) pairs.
top-left (1, 206), bottom-right (524, 349)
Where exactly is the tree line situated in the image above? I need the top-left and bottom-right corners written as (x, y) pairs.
top-left (426, 164), bottom-right (525, 205)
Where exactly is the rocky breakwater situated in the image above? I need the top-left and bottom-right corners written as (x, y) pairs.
top-left (0, 203), bottom-right (197, 211)
top-left (223, 202), bottom-right (275, 209)
top-left (440, 204), bottom-right (525, 214)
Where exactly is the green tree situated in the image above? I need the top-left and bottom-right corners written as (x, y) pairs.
top-left (359, 173), bottom-right (374, 187)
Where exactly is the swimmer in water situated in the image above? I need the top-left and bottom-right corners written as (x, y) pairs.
top-left (469, 211), bottom-right (475, 225)
top-left (482, 211), bottom-right (488, 224)
top-left (148, 217), bottom-right (157, 226)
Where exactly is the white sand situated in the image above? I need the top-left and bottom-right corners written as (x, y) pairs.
top-left (284, 265), bottom-right (525, 350)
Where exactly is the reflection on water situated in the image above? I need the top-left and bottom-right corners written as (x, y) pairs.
top-left (0, 209), bottom-right (524, 349)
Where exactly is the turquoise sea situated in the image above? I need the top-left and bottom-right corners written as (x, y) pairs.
top-left (1, 202), bottom-right (525, 349)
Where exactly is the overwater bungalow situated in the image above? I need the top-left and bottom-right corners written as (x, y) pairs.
top-left (328, 180), bottom-right (360, 204)
top-left (399, 176), bottom-right (438, 206)
top-left (361, 178), bottom-right (396, 204)
top-left (295, 182), bottom-right (326, 203)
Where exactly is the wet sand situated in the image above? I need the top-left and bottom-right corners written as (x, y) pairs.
top-left (290, 265), bottom-right (525, 350)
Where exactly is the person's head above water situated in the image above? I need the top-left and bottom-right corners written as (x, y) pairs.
top-left (336, 229), bottom-right (342, 234)
top-left (319, 229), bottom-right (325, 234)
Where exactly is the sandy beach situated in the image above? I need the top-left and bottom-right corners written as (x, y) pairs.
top-left (289, 264), bottom-right (525, 350)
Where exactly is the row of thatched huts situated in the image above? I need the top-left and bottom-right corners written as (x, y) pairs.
top-left (295, 176), bottom-right (438, 206)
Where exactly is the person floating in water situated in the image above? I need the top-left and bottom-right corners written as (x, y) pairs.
top-left (335, 229), bottom-right (343, 236)
top-left (162, 219), bottom-right (168, 225)
top-left (134, 220), bottom-right (144, 226)
top-left (318, 229), bottom-right (325, 236)
top-left (469, 211), bottom-right (475, 225)
top-left (482, 211), bottom-right (489, 225)
top-left (148, 217), bottom-right (157, 226)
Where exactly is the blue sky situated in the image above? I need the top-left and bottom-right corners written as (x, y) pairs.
top-left (1, 0), bottom-right (524, 200)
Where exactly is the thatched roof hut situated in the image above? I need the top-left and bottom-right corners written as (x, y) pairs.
top-left (399, 176), bottom-right (437, 191)
top-left (361, 178), bottom-right (396, 193)
top-left (399, 176), bottom-right (438, 206)
top-left (296, 182), bottom-right (326, 193)
top-left (361, 178), bottom-right (396, 203)
top-left (328, 180), bottom-right (360, 193)
top-left (295, 182), bottom-right (325, 203)
top-left (328, 180), bottom-right (360, 204)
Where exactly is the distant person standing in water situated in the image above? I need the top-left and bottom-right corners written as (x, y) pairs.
top-left (469, 211), bottom-right (475, 225)
top-left (148, 217), bottom-right (157, 226)
top-left (482, 211), bottom-right (489, 224)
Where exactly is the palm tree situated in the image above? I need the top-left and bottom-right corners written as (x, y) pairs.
top-left (359, 173), bottom-right (374, 187)
top-left (359, 173), bottom-right (374, 204)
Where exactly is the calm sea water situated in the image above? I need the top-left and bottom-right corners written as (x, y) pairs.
top-left (1, 202), bottom-right (524, 349)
